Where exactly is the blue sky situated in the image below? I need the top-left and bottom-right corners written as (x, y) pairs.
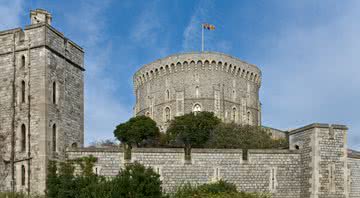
top-left (1, 0), bottom-right (359, 150)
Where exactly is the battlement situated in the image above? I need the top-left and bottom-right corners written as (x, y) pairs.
top-left (133, 52), bottom-right (262, 88)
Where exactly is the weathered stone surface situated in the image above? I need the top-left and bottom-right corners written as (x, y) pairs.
top-left (133, 52), bottom-right (262, 131)
top-left (0, 9), bottom-right (84, 193)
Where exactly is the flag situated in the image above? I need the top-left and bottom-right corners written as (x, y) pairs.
top-left (203, 23), bottom-right (215, 30)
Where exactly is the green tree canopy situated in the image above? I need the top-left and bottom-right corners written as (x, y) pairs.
top-left (166, 112), bottom-right (221, 148)
top-left (206, 123), bottom-right (288, 149)
top-left (114, 116), bottom-right (160, 148)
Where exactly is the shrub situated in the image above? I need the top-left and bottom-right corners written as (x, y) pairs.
top-left (206, 123), bottom-right (287, 149)
top-left (172, 181), bottom-right (270, 198)
top-left (111, 162), bottom-right (163, 198)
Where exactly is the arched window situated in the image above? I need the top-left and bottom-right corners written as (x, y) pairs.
top-left (164, 107), bottom-right (171, 122)
top-left (247, 111), bottom-right (251, 125)
top-left (52, 124), bottom-right (57, 152)
top-left (21, 55), bottom-right (25, 67)
top-left (21, 80), bottom-right (26, 103)
top-left (71, 142), bottom-right (78, 148)
top-left (166, 90), bottom-right (170, 101)
top-left (195, 86), bottom-right (199, 98)
top-left (21, 165), bottom-right (26, 186)
top-left (52, 81), bottom-right (57, 104)
top-left (232, 90), bottom-right (236, 101)
top-left (21, 124), bottom-right (26, 152)
top-left (193, 104), bottom-right (202, 114)
top-left (232, 107), bottom-right (237, 122)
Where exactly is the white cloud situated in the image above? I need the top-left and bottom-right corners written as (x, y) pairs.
top-left (0, 0), bottom-right (23, 30)
top-left (260, 1), bottom-right (360, 150)
top-left (130, 2), bottom-right (163, 46)
top-left (61, 0), bottom-right (132, 144)
top-left (182, 0), bottom-right (230, 52)
top-left (182, 0), bottom-right (213, 51)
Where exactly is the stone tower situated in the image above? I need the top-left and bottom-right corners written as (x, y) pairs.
top-left (133, 52), bottom-right (262, 131)
top-left (0, 9), bottom-right (84, 194)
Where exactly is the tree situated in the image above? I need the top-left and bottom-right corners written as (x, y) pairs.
top-left (166, 112), bottom-right (221, 148)
top-left (111, 162), bottom-right (163, 198)
top-left (114, 116), bottom-right (160, 148)
top-left (206, 123), bottom-right (288, 149)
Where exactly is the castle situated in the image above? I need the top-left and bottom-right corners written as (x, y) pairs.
top-left (1, 9), bottom-right (360, 198)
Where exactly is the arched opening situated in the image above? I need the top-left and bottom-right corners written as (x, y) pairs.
top-left (145, 111), bottom-right (150, 117)
top-left (21, 80), bottom-right (26, 103)
top-left (71, 142), bottom-right (78, 148)
top-left (52, 124), bottom-right (57, 152)
top-left (193, 104), bottom-right (202, 115)
top-left (21, 55), bottom-right (25, 67)
top-left (21, 165), bottom-right (26, 186)
top-left (247, 111), bottom-right (251, 125)
top-left (21, 124), bottom-right (26, 152)
top-left (52, 81), bottom-right (56, 104)
top-left (164, 107), bottom-right (171, 122)
top-left (232, 107), bottom-right (237, 122)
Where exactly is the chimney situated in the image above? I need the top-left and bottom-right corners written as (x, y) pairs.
top-left (30, 9), bottom-right (52, 25)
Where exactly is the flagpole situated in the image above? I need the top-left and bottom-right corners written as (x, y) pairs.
top-left (201, 24), bottom-right (204, 52)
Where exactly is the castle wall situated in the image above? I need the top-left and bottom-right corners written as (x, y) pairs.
top-left (348, 157), bottom-right (360, 198)
top-left (67, 148), bottom-right (301, 198)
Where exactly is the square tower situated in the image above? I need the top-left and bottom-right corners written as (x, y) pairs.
top-left (0, 9), bottom-right (84, 194)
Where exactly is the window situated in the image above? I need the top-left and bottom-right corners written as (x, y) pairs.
top-left (195, 86), bottom-right (199, 98)
top-left (52, 81), bottom-right (57, 104)
top-left (71, 142), bottom-right (78, 148)
top-left (193, 104), bottom-right (202, 114)
top-left (21, 124), bottom-right (26, 152)
top-left (232, 107), bottom-right (237, 122)
top-left (52, 124), bottom-right (57, 152)
top-left (21, 165), bottom-right (26, 186)
top-left (21, 80), bottom-right (26, 103)
top-left (247, 111), bottom-right (251, 125)
top-left (166, 90), bottom-right (170, 101)
top-left (164, 107), bottom-right (171, 122)
top-left (21, 55), bottom-right (25, 67)
top-left (145, 111), bottom-right (150, 117)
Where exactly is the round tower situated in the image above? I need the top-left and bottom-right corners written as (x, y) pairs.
top-left (133, 52), bottom-right (262, 132)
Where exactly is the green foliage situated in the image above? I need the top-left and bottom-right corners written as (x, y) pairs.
top-left (46, 158), bottom-right (164, 198)
top-left (114, 116), bottom-right (160, 147)
top-left (206, 123), bottom-right (288, 149)
top-left (110, 162), bottom-right (163, 198)
top-left (167, 112), bottom-right (221, 148)
top-left (173, 181), bottom-right (270, 198)
top-left (72, 155), bottom-right (98, 176)
top-left (46, 161), bottom-right (59, 198)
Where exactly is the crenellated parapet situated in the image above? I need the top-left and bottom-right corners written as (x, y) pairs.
top-left (133, 52), bottom-right (262, 89)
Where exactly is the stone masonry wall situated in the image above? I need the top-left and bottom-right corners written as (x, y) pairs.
top-left (133, 52), bottom-right (262, 131)
top-left (348, 157), bottom-right (360, 198)
top-left (0, 13), bottom-right (84, 193)
top-left (67, 148), bottom-right (301, 198)
top-left (289, 124), bottom-right (349, 198)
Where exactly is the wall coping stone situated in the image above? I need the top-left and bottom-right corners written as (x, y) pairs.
top-left (0, 28), bottom-right (22, 36)
top-left (132, 148), bottom-right (184, 153)
top-left (191, 148), bottom-right (242, 153)
top-left (289, 123), bottom-right (348, 135)
top-left (66, 147), bottom-right (123, 152)
top-left (248, 149), bottom-right (300, 154)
